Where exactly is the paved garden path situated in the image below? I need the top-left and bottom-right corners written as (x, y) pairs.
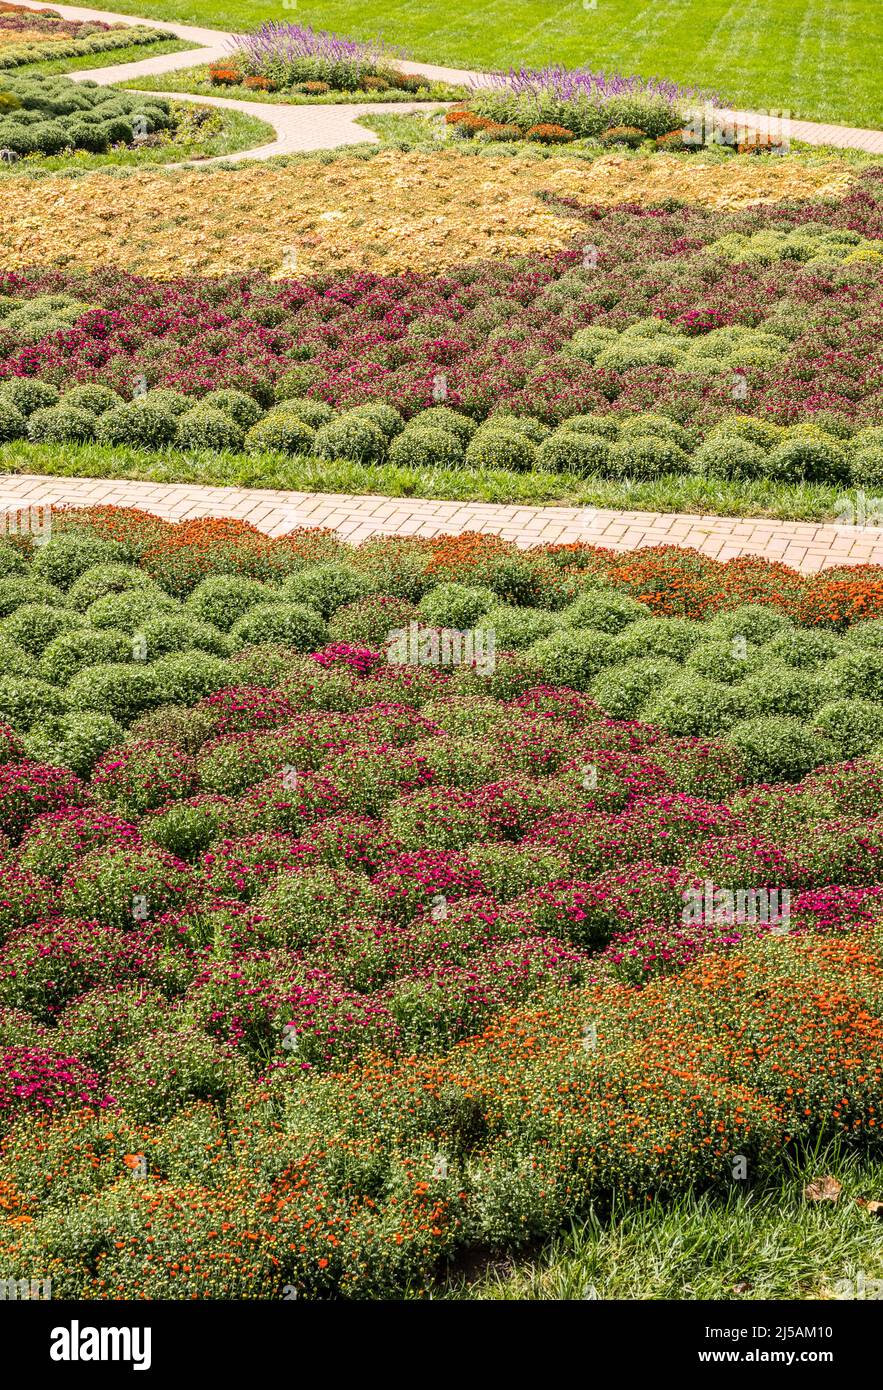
top-left (12, 0), bottom-right (883, 157)
top-left (1, 474), bottom-right (881, 573)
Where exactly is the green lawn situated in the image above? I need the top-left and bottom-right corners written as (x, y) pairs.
top-left (450, 1147), bottom-right (883, 1301)
top-left (78, 0), bottom-right (883, 129)
top-left (0, 439), bottom-right (866, 524)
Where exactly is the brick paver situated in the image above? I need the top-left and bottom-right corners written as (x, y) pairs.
top-left (1, 474), bottom-right (880, 573)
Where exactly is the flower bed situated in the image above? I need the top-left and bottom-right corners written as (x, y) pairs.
top-left (0, 9), bottom-right (165, 71)
top-left (0, 74), bottom-right (174, 157)
top-left (0, 508), bottom-right (880, 1296)
top-left (0, 146), bottom-right (854, 276)
top-left (228, 22), bottom-right (407, 93)
top-left (0, 166), bottom-right (880, 485)
top-left (461, 64), bottom-right (715, 143)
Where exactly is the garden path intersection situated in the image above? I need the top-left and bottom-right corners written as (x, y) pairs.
top-left (11, 0), bottom-right (883, 160)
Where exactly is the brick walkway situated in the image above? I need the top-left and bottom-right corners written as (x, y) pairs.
top-left (1, 474), bottom-right (881, 572)
top-left (13, 0), bottom-right (883, 157)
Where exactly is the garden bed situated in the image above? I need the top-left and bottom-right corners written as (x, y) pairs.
top-left (0, 73), bottom-right (273, 170)
top-left (0, 510), bottom-right (882, 1296)
top-left (0, 166), bottom-right (880, 497)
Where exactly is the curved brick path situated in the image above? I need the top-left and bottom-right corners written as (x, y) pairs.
top-left (0, 474), bottom-right (880, 573)
top-left (11, 0), bottom-right (883, 157)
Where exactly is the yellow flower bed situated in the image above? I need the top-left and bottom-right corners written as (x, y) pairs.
top-left (0, 150), bottom-right (856, 278)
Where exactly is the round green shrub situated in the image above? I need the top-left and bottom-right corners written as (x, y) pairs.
top-left (464, 429), bottom-right (538, 471)
top-left (270, 396), bottom-right (334, 429)
top-left (813, 699), bottom-right (883, 759)
top-left (418, 582), bottom-right (497, 630)
top-left (66, 663), bottom-right (159, 724)
top-left (0, 636), bottom-right (31, 680)
top-left (692, 435), bottom-right (766, 480)
top-left (175, 407), bottom-right (244, 453)
top-left (255, 865), bottom-right (378, 948)
top-left (39, 627), bottom-right (132, 685)
top-left (0, 398), bottom-right (27, 441)
top-left (141, 389), bottom-right (194, 417)
top-left (31, 534), bottom-right (122, 589)
top-left (66, 562), bottom-right (155, 612)
top-left (0, 603), bottom-right (81, 656)
top-left (537, 432), bottom-right (611, 474)
top-left (280, 563), bottom-right (370, 619)
top-left (0, 378), bottom-right (59, 415)
top-left (201, 389), bottom-right (263, 430)
top-left (388, 426), bottom-right (463, 470)
top-left (477, 603), bottom-right (561, 649)
top-left (245, 415), bottom-right (315, 456)
top-left (727, 715), bottom-right (835, 783)
top-left (618, 413), bottom-right (690, 449)
top-left (526, 629), bottom-right (615, 689)
top-left (561, 590), bottom-right (649, 633)
top-left (591, 656), bottom-right (680, 719)
top-left (684, 639), bottom-right (763, 683)
top-left (764, 437), bottom-right (849, 484)
top-left (86, 587), bottom-right (178, 632)
top-left (850, 447), bottom-right (883, 487)
top-left (487, 414), bottom-right (549, 445)
top-left (704, 604), bottom-right (794, 645)
top-left (186, 575), bottom-right (270, 631)
top-left (61, 384), bottom-right (124, 416)
top-left (138, 614), bottom-right (232, 659)
top-left (410, 406), bottom-right (477, 444)
top-left (0, 675), bottom-right (65, 729)
top-left (95, 400), bottom-right (178, 449)
top-left (821, 648), bottom-right (883, 703)
top-left (27, 400), bottom-right (96, 444)
top-left (142, 797), bottom-right (228, 862)
top-left (740, 666), bottom-right (822, 717)
top-left (609, 436), bottom-right (690, 478)
top-left (708, 415), bottom-right (782, 450)
top-left (559, 413), bottom-right (620, 440)
top-left (347, 402), bottom-right (405, 439)
top-left (313, 415), bottom-right (386, 463)
top-left (611, 616), bottom-right (703, 662)
top-left (641, 676), bottom-right (746, 735)
top-left (760, 627), bottom-right (843, 669)
top-left (0, 575), bottom-right (62, 617)
top-left (149, 650), bottom-right (232, 705)
top-left (24, 710), bottom-right (123, 777)
top-left (229, 602), bottom-right (327, 650)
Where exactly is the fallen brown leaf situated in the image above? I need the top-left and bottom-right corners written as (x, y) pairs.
top-left (804, 1176), bottom-right (842, 1203)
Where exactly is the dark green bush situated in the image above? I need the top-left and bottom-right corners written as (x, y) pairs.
top-left (96, 400), bottom-right (178, 449)
top-left (27, 405), bottom-right (95, 444)
top-left (201, 389), bottom-right (263, 430)
top-left (388, 426), bottom-right (463, 470)
top-left (0, 378), bottom-right (59, 415)
top-left (176, 407), bottom-right (244, 453)
top-left (61, 384), bottom-right (124, 416)
top-left (465, 429), bottom-right (538, 471)
top-left (245, 415), bottom-right (315, 456)
top-left (313, 415), bottom-right (386, 463)
top-left (728, 715), bottom-right (835, 783)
